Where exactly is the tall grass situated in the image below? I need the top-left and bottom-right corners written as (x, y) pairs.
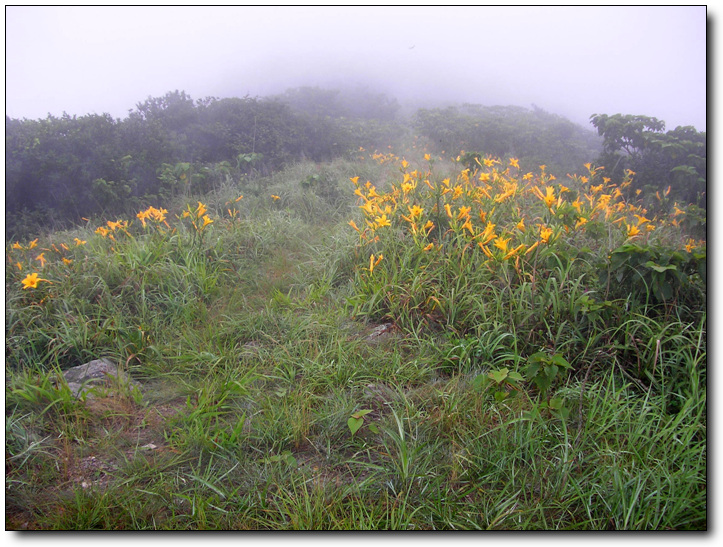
top-left (5, 151), bottom-right (705, 529)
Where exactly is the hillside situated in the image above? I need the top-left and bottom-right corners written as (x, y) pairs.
top-left (5, 139), bottom-right (706, 529)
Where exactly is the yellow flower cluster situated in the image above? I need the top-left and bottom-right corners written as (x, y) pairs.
top-left (95, 219), bottom-right (130, 240)
top-left (180, 201), bottom-right (214, 232)
top-left (684, 238), bottom-right (706, 253)
top-left (349, 154), bottom-right (678, 275)
top-left (7, 234), bottom-right (87, 290)
top-left (225, 195), bottom-right (244, 221)
top-left (9, 200), bottom-right (219, 292)
top-left (137, 205), bottom-right (169, 228)
top-left (370, 151), bottom-right (400, 165)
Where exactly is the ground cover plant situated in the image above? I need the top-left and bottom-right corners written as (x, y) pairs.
top-left (5, 146), bottom-right (706, 530)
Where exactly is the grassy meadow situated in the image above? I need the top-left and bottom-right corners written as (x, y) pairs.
top-left (5, 146), bottom-right (706, 530)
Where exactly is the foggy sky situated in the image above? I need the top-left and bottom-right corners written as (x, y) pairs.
top-left (5, 5), bottom-right (707, 132)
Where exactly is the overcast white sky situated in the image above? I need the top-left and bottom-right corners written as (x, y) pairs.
top-left (4, 5), bottom-right (707, 131)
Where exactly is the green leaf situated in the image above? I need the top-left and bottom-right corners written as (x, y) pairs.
top-left (526, 362), bottom-right (542, 379)
top-left (549, 354), bottom-right (571, 369)
top-left (347, 417), bottom-right (364, 436)
top-left (493, 390), bottom-right (509, 403)
top-left (281, 450), bottom-right (297, 467)
top-left (645, 261), bottom-right (677, 273)
top-left (545, 364), bottom-right (559, 381)
top-left (268, 452), bottom-right (297, 466)
top-left (489, 368), bottom-right (509, 384)
top-left (508, 371), bottom-right (525, 382)
top-left (658, 281), bottom-right (673, 301)
top-left (549, 397), bottom-right (564, 410)
top-left (472, 373), bottom-right (489, 391)
top-left (533, 374), bottom-right (552, 393)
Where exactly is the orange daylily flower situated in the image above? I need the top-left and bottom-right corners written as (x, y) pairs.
top-left (21, 272), bottom-right (51, 290)
top-left (626, 223), bottom-right (640, 238)
top-left (539, 226), bottom-right (553, 244)
top-left (375, 214), bottom-right (391, 228)
top-left (369, 253), bottom-right (383, 273)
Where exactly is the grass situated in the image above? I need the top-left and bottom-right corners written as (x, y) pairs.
top-left (5, 152), bottom-right (706, 530)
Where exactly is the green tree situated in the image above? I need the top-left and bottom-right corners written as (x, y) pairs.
top-left (413, 104), bottom-right (602, 175)
top-left (589, 113), bottom-right (706, 208)
top-left (5, 112), bottom-right (126, 233)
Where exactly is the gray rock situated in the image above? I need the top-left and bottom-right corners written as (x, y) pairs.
top-left (60, 358), bottom-right (141, 399)
top-left (365, 323), bottom-right (394, 342)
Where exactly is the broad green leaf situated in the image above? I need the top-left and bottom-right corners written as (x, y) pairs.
top-left (557, 407), bottom-right (571, 420)
top-left (472, 373), bottom-right (489, 391)
top-left (549, 397), bottom-right (564, 410)
top-left (347, 416), bottom-right (364, 436)
top-left (508, 371), bottom-right (525, 382)
top-left (645, 261), bottom-right (677, 273)
top-left (281, 450), bottom-right (297, 467)
top-left (659, 281), bottom-right (673, 301)
top-left (493, 390), bottom-right (509, 403)
top-left (549, 354), bottom-right (571, 369)
top-left (534, 374), bottom-right (552, 392)
top-left (526, 362), bottom-right (542, 378)
top-left (528, 352), bottom-right (548, 363)
top-left (545, 364), bottom-right (559, 380)
top-left (489, 368), bottom-right (509, 384)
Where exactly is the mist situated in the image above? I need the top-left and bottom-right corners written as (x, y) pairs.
top-left (5, 5), bottom-right (707, 131)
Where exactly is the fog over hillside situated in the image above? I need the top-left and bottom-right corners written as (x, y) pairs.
top-left (5, 5), bottom-right (707, 131)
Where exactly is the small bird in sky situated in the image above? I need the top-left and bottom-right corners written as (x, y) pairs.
top-left (408, 45), bottom-right (415, 49)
